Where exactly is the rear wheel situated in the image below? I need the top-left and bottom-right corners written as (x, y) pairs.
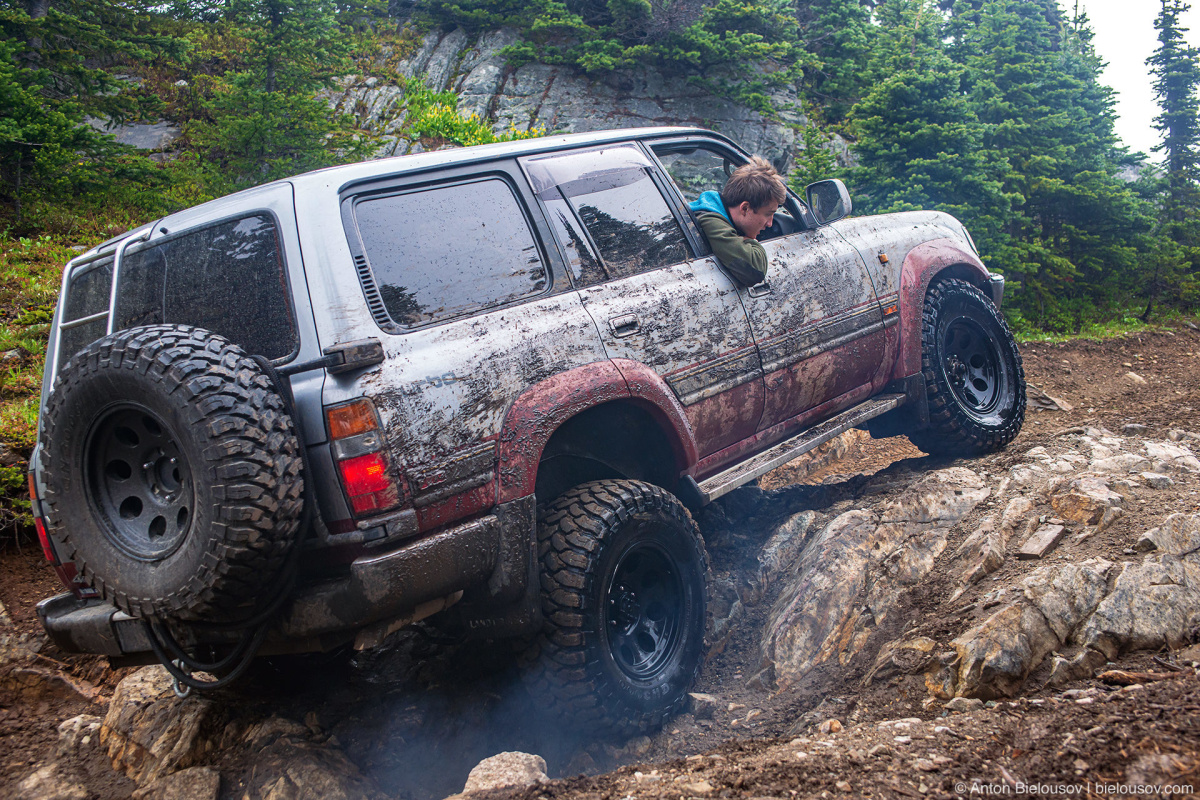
top-left (40, 325), bottom-right (304, 623)
top-left (908, 279), bottom-right (1025, 455)
top-left (522, 480), bottom-right (707, 737)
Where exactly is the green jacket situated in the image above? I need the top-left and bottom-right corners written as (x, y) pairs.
top-left (688, 191), bottom-right (768, 285)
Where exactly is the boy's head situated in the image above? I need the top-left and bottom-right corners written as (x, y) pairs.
top-left (721, 156), bottom-right (787, 240)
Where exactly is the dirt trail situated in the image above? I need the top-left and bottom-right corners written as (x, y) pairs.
top-left (4, 326), bottom-right (1200, 799)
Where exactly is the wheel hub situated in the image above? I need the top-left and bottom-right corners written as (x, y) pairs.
top-left (941, 318), bottom-right (1003, 416)
top-left (86, 405), bottom-right (194, 560)
top-left (605, 544), bottom-right (685, 681)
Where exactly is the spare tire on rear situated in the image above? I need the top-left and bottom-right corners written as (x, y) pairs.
top-left (40, 325), bottom-right (304, 623)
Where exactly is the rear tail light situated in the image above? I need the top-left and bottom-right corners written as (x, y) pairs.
top-left (326, 399), bottom-right (402, 517)
top-left (30, 471), bottom-right (96, 597)
top-left (28, 473), bottom-right (58, 565)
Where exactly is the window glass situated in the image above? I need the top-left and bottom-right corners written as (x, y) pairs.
top-left (354, 178), bottom-right (547, 327)
top-left (112, 215), bottom-right (297, 360)
top-left (541, 195), bottom-right (607, 288)
top-left (654, 147), bottom-right (741, 203)
top-left (63, 258), bottom-right (112, 322)
top-left (57, 258), bottom-right (113, 368)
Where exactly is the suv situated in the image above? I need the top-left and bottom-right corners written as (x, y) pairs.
top-left (31, 127), bottom-right (1024, 733)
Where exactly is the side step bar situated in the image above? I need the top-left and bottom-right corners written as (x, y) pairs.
top-left (691, 393), bottom-right (906, 504)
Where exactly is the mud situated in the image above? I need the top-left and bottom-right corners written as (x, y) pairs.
top-left (4, 325), bottom-right (1200, 799)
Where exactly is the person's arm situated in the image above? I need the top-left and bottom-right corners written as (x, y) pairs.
top-left (695, 212), bottom-right (768, 285)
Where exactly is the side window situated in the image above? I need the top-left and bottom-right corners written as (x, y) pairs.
top-left (653, 146), bottom-right (742, 203)
top-left (352, 177), bottom-right (548, 328)
top-left (113, 215), bottom-right (298, 361)
top-left (524, 145), bottom-right (691, 287)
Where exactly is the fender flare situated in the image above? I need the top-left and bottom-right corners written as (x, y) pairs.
top-left (895, 238), bottom-right (991, 379)
top-left (496, 360), bottom-right (698, 503)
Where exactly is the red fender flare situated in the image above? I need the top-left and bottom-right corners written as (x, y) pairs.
top-left (495, 360), bottom-right (698, 503)
top-left (895, 238), bottom-right (990, 379)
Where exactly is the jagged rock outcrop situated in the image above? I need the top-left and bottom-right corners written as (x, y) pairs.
top-left (333, 26), bottom-right (815, 166)
top-left (762, 468), bottom-right (990, 687)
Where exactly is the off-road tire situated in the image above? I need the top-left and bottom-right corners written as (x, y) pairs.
top-left (40, 325), bottom-right (304, 622)
top-left (522, 480), bottom-right (708, 737)
top-left (908, 278), bottom-right (1026, 455)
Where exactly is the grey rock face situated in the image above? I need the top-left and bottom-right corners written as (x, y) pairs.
top-left (333, 27), bottom-right (814, 167)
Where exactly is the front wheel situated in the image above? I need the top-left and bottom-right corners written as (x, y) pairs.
top-left (522, 480), bottom-right (708, 737)
top-left (908, 278), bottom-right (1026, 455)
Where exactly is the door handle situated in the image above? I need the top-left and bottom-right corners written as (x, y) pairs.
top-left (609, 314), bottom-right (641, 338)
top-left (747, 281), bottom-right (772, 298)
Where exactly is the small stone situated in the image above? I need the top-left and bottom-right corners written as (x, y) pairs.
top-left (462, 752), bottom-right (548, 794)
top-left (687, 692), bottom-right (719, 720)
top-left (1121, 424), bottom-right (1149, 435)
top-left (626, 736), bottom-right (652, 756)
top-left (1074, 759), bottom-right (1089, 771)
top-left (915, 758), bottom-right (938, 772)
top-left (868, 744), bottom-right (892, 757)
top-left (1017, 524), bottom-right (1066, 559)
top-left (818, 718), bottom-right (843, 734)
top-left (681, 780), bottom-right (714, 794)
top-left (1124, 372), bottom-right (1147, 386)
top-left (894, 735), bottom-right (912, 744)
top-left (1140, 471), bottom-right (1173, 489)
top-left (945, 697), bottom-right (984, 713)
top-left (835, 780), bottom-right (852, 791)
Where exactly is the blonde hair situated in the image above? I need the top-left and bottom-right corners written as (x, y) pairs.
top-left (721, 156), bottom-right (787, 210)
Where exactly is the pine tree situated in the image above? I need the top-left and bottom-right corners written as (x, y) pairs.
top-left (1144, 0), bottom-right (1200, 318)
top-left (177, 0), bottom-right (376, 191)
top-left (795, 0), bottom-right (877, 124)
top-left (846, 0), bottom-right (1012, 257)
top-left (945, 0), bottom-right (1151, 330)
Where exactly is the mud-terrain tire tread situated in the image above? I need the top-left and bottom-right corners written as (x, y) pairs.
top-left (908, 278), bottom-right (1026, 455)
top-left (522, 479), bottom-right (708, 738)
top-left (40, 325), bottom-right (304, 622)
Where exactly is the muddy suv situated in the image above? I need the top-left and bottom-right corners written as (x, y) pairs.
top-left (31, 126), bottom-right (1024, 733)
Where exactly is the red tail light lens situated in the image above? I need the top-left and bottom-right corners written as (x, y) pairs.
top-left (34, 517), bottom-right (58, 565)
top-left (326, 399), bottom-right (401, 518)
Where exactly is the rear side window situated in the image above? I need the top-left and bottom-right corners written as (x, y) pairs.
top-left (113, 215), bottom-right (297, 360)
top-left (352, 177), bottom-right (548, 328)
top-left (57, 257), bottom-right (113, 368)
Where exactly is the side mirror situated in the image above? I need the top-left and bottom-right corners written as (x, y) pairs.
top-left (805, 179), bottom-right (852, 225)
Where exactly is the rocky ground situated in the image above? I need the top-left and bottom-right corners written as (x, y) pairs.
top-left (4, 326), bottom-right (1200, 800)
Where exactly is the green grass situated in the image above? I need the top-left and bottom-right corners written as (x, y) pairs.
top-left (1013, 311), bottom-right (1198, 344)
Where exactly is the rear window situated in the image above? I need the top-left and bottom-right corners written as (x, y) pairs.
top-left (352, 177), bottom-right (548, 328)
top-left (112, 214), bottom-right (297, 360)
top-left (57, 257), bottom-right (113, 368)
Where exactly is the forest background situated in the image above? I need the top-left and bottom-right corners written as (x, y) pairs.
top-left (0, 0), bottom-right (1198, 528)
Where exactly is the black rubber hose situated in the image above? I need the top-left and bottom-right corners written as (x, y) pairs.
top-left (141, 352), bottom-right (318, 689)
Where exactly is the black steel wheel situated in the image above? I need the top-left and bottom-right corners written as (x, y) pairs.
top-left (908, 278), bottom-right (1026, 454)
top-left (522, 480), bottom-right (708, 737)
top-left (86, 404), bottom-right (194, 562)
top-left (40, 325), bottom-right (304, 622)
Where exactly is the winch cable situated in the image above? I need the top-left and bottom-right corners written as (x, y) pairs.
top-left (141, 353), bottom-right (319, 692)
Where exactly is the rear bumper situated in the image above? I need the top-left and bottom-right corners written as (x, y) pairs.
top-left (36, 495), bottom-right (536, 657)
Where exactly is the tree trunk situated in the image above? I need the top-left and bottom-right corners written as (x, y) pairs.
top-left (25, 0), bottom-right (50, 19)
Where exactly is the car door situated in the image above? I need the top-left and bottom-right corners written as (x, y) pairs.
top-left (520, 144), bottom-right (764, 458)
top-left (651, 138), bottom-right (890, 435)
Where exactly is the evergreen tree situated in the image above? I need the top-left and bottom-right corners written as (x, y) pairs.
top-left (176, 0), bottom-right (375, 191)
top-left (945, 0), bottom-right (1150, 330)
top-left (795, 0), bottom-right (876, 124)
top-left (1144, 0), bottom-right (1200, 318)
top-left (0, 1), bottom-right (178, 221)
top-left (846, 0), bottom-right (1012, 256)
